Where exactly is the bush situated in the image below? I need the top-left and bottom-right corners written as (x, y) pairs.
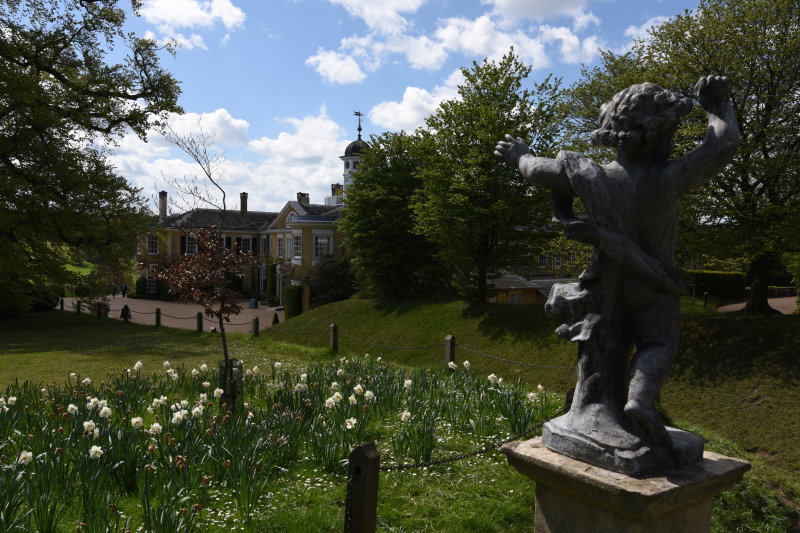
top-left (135, 276), bottom-right (147, 296)
top-left (684, 270), bottom-right (746, 299)
top-left (307, 256), bottom-right (355, 309)
top-left (283, 284), bottom-right (303, 319)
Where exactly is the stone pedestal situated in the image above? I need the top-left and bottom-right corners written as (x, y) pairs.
top-left (501, 438), bottom-right (750, 533)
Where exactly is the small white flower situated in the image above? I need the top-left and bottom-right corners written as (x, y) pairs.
top-left (340, 357), bottom-right (347, 364)
top-left (93, 428), bottom-right (99, 439)
top-left (364, 390), bottom-right (375, 401)
top-left (18, 450), bottom-right (32, 465)
top-left (448, 361), bottom-right (457, 370)
top-left (69, 372), bottom-right (77, 380)
top-left (294, 383), bottom-right (307, 393)
top-left (149, 422), bottom-right (162, 435)
top-left (247, 411), bottom-right (254, 419)
top-left (0, 398), bottom-right (5, 407)
top-left (146, 406), bottom-right (154, 414)
top-left (8, 396), bottom-right (16, 406)
top-left (353, 384), bottom-right (364, 395)
top-left (336, 368), bottom-right (344, 376)
top-left (404, 379), bottom-right (412, 389)
top-left (131, 417), bottom-right (144, 429)
top-left (180, 400), bottom-right (189, 408)
top-left (332, 391), bottom-right (343, 403)
top-left (191, 368), bottom-right (199, 376)
top-left (81, 377), bottom-right (91, 386)
top-left (243, 402), bottom-right (250, 409)
top-left (538, 384), bottom-right (544, 392)
top-left (202, 381), bottom-right (211, 389)
top-left (213, 388), bottom-right (224, 399)
top-left (274, 362), bottom-right (282, 370)
top-left (400, 410), bottom-right (411, 422)
top-left (364, 353), bottom-right (369, 358)
top-left (83, 420), bottom-right (96, 433)
top-left (376, 357), bottom-right (382, 362)
top-left (89, 445), bottom-right (103, 459)
top-left (99, 406), bottom-right (112, 419)
top-left (41, 388), bottom-right (48, 395)
top-left (171, 411), bottom-right (185, 425)
top-left (199, 393), bottom-right (208, 403)
top-left (192, 405), bottom-right (204, 418)
top-left (348, 395), bottom-right (357, 405)
top-left (463, 360), bottom-right (470, 370)
top-left (200, 363), bottom-right (208, 372)
top-left (498, 377), bottom-right (503, 385)
top-left (67, 403), bottom-right (78, 415)
top-left (163, 361), bottom-right (170, 369)
top-left (325, 397), bottom-right (335, 409)
top-left (330, 382), bottom-right (340, 391)
top-left (252, 365), bottom-right (259, 373)
top-left (345, 417), bottom-right (357, 430)
top-left (134, 361), bottom-right (142, 371)
top-left (300, 373), bottom-right (307, 383)
top-left (488, 374), bottom-right (498, 385)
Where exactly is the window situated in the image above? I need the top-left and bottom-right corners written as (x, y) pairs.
top-left (568, 250), bottom-right (577, 263)
top-left (185, 235), bottom-right (197, 255)
top-left (554, 256), bottom-right (562, 268)
top-left (313, 235), bottom-right (331, 264)
top-left (147, 234), bottom-right (159, 255)
top-left (146, 266), bottom-right (156, 294)
top-left (261, 236), bottom-right (269, 256)
top-left (277, 235), bottom-right (284, 258)
top-left (538, 255), bottom-right (547, 268)
top-left (293, 235), bottom-right (302, 258)
top-left (239, 236), bottom-right (251, 253)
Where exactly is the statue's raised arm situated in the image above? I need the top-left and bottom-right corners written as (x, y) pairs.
top-left (671, 75), bottom-right (740, 193)
top-left (494, 135), bottom-right (573, 196)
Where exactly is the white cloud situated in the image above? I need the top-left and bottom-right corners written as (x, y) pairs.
top-left (305, 48), bottom-right (367, 84)
top-left (539, 25), bottom-right (599, 64)
top-left (167, 109), bottom-right (250, 146)
top-left (369, 70), bottom-right (464, 132)
top-left (486, 0), bottom-right (589, 20)
top-left (572, 11), bottom-right (600, 32)
top-left (328, 0), bottom-right (427, 34)
top-left (434, 15), bottom-right (549, 69)
top-left (616, 16), bottom-right (670, 53)
top-left (139, 0), bottom-right (246, 30)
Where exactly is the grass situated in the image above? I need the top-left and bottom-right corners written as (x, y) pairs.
top-left (1, 299), bottom-right (799, 531)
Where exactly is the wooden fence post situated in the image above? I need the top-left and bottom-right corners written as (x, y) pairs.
top-left (251, 317), bottom-right (259, 337)
top-left (122, 305), bottom-right (130, 323)
top-left (330, 323), bottom-right (338, 353)
top-left (60, 298), bottom-right (64, 311)
top-left (196, 312), bottom-right (203, 333)
top-left (344, 442), bottom-right (379, 533)
top-left (155, 308), bottom-right (161, 328)
top-left (445, 334), bottom-right (456, 369)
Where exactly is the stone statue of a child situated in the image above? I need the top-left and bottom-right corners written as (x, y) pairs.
top-left (495, 76), bottom-right (739, 474)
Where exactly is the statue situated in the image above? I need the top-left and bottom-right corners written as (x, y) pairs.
top-left (495, 76), bottom-right (740, 475)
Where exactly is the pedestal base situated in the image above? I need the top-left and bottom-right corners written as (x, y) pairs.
top-left (501, 438), bottom-right (750, 533)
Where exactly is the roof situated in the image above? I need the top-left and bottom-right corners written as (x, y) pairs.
top-left (162, 208), bottom-right (277, 232)
top-left (343, 137), bottom-right (368, 157)
top-left (492, 275), bottom-right (575, 295)
top-left (268, 202), bottom-right (342, 230)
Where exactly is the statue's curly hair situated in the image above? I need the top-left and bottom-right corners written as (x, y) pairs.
top-left (590, 83), bottom-right (692, 154)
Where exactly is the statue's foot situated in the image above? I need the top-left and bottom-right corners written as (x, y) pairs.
top-left (624, 399), bottom-right (671, 447)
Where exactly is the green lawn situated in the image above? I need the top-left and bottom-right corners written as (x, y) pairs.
top-left (1, 301), bottom-right (799, 531)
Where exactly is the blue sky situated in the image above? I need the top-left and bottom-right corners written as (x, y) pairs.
top-left (110, 0), bottom-right (699, 213)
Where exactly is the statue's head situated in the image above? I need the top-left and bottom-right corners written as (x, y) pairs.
top-left (591, 83), bottom-right (692, 161)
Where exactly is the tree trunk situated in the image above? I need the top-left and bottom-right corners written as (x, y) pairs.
top-left (744, 254), bottom-right (779, 315)
top-left (476, 264), bottom-right (487, 304)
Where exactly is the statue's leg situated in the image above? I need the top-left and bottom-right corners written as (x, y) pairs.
top-left (624, 294), bottom-right (680, 447)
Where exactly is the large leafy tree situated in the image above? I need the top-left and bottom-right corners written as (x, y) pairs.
top-left (0, 0), bottom-right (181, 314)
top-left (413, 50), bottom-right (564, 302)
top-left (340, 131), bottom-right (450, 299)
top-left (569, 0), bottom-right (800, 314)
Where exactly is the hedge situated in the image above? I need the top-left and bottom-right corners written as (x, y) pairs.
top-left (684, 270), bottom-right (746, 298)
top-left (283, 284), bottom-right (303, 319)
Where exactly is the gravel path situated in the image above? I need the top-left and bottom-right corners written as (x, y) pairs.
top-left (62, 296), bottom-right (284, 333)
top-left (716, 296), bottom-right (797, 315)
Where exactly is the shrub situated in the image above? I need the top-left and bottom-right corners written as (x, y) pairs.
top-left (283, 284), bottom-right (303, 319)
top-left (307, 256), bottom-right (355, 309)
top-left (684, 270), bottom-right (746, 298)
top-left (135, 276), bottom-right (147, 296)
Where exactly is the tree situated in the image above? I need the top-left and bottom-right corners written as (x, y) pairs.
top-left (0, 0), bottom-right (181, 314)
top-left (569, 0), bottom-right (800, 314)
top-left (339, 131), bottom-right (450, 299)
top-left (306, 255), bottom-right (355, 308)
top-left (413, 50), bottom-right (564, 302)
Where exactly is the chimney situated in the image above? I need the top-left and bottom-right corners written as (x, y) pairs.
top-left (297, 192), bottom-right (310, 205)
top-left (240, 192), bottom-right (248, 214)
top-left (331, 183), bottom-right (343, 197)
top-left (158, 191), bottom-right (167, 220)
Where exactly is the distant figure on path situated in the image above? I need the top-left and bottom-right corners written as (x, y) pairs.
top-left (121, 283), bottom-right (128, 298)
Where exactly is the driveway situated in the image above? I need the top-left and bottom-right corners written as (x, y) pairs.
top-left (717, 296), bottom-right (797, 315)
top-left (61, 296), bottom-right (284, 334)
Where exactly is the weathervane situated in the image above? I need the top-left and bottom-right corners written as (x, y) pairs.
top-left (354, 110), bottom-right (363, 140)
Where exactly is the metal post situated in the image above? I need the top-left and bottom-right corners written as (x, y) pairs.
top-left (197, 312), bottom-right (203, 332)
top-left (445, 334), bottom-right (456, 369)
top-left (251, 317), bottom-right (259, 337)
top-left (703, 291), bottom-right (709, 310)
top-left (330, 323), bottom-right (338, 353)
top-left (344, 442), bottom-right (379, 533)
top-left (155, 308), bottom-right (161, 328)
